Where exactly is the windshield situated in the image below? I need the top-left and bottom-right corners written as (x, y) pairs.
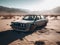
top-left (23, 15), bottom-right (40, 20)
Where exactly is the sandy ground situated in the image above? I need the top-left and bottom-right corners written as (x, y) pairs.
top-left (0, 16), bottom-right (60, 45)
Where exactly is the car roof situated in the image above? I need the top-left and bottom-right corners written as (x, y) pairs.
top-left (24, 14), bottom-right (41, 16)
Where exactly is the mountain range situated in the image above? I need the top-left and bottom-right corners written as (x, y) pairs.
top-left (0, 6), bottom-right (29, 13)
top-left (0, 6), bottom-right (60, 15)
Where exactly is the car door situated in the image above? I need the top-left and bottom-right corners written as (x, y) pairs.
top-left (35, 15), bottom-right (46, 26)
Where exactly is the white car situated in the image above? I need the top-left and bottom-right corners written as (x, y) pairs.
top-left (10, 15), bottom-right (48, 32)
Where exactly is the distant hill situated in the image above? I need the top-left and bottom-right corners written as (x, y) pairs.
top-left (0, 6), bottom-right (30, 15)
top-left (51, 7), bottom-right (60, 13)
top-left (0, 6), bottom-right (60, 15)
top-left (31, 7), bottom-right (60, 15)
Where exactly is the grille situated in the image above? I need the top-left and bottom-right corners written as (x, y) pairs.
top-left (19, 23), bottom-right (27, 30)
top-left (13, 23), bottom-right (27, 30)
top-left (20, 23), bottom-right (26, 27)
top-left (12, 23), bottom-right (27, 30)
top-left (13, 23), bottom-right (26, 27)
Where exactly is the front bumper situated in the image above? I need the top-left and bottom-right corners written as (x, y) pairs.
top-left (10, 25), bottom-right (30, 32)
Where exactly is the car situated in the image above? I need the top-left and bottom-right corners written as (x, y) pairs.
top-left (10, 15), bottom-right (48, 32)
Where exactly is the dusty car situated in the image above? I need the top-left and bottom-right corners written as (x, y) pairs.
top-left (10, 15), bottom-right (48, 32)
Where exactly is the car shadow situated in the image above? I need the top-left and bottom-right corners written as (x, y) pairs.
top-left (0, 25), bottom-right (46, 45)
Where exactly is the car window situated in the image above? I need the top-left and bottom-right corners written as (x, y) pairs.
top-left (23, 16), bottom-right (35, 20)
top-left (23, 15), bottom-right (42, 20)
top-left (41, 16), bottom-right (45, 19)
top-left (24, 16), bottom-right (29, 19)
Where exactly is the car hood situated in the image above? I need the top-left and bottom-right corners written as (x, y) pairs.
top-left (13, 20), bottom-right (34, 23)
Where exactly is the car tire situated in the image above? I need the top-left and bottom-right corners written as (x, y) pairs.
top-left (44, 22), bottom-right (47, 26)
top-left (29, 24), bottom-right (36, 32)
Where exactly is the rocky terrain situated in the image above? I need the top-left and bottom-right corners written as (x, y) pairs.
top-left (0, 16), bottom-right (60, 45)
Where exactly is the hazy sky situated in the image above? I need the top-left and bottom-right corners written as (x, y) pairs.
top-left (0, 0), bottom-right (60, 11)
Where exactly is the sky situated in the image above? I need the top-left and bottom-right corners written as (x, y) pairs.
top-left (0, 0), bottom-right (60, 11)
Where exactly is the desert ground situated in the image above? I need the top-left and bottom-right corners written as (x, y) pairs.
top-left (0, 16), bottom-right (60, 45)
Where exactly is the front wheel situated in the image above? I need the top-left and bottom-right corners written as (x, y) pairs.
top-left (44, 22), bottom-right (47, 26)
top-left (29, 25), bottom-right (36, 32)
